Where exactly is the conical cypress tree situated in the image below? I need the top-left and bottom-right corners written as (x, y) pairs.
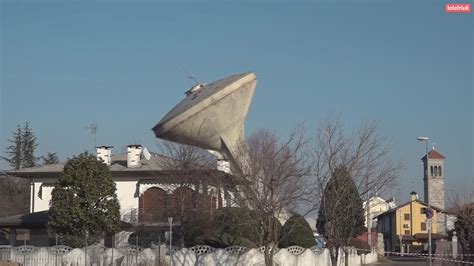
top-left (21, 122), bottom-right (38, 168)
top-left (1, 125), bottom-right (23, 170)
top-left (316, 166), bottom-right (365, 244)
top-left (42, 152), bottom-right (59, 165)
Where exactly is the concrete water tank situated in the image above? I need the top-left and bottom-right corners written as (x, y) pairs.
top-left (152, 72), bottom-right (256, 161)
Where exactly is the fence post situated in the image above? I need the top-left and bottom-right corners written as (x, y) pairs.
top-left (23, 238), bottom-right (26, 266)
top-left (55, 235), bottom-right (58, 266)
top-left (157, 236), bottom-right (161, 266)
top-left (452, 231), bottom-right (458, 259)
top-left (111, 234), bottom-right (114, 266)
top-left (85, 230), bottom-right (88, 266)
top-left (136, 234), bottom-right (139, 266)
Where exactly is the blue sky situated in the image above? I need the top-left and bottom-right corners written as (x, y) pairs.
top-left (1, 1), bottom-right (472, 203)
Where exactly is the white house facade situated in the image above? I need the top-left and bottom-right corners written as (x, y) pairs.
top-left (8, 145), bottom-right (236, 226)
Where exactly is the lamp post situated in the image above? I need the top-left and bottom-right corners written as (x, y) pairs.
top-left (168, 217), bottom-right (174, 266)
top-left (399, 211), bottom-right (403, 256)
top-left (417, 136), bottom-right (431, 266)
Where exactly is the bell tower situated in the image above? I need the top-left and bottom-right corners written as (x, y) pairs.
top-left (422, 147), bottom-right (446, 234)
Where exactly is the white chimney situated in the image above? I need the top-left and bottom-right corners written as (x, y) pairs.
top-left (96, 146), bottom-right (113, 166)
top-left (127, 144), bottom-right (142, 168)
top-left (217, 159), bottom-right (231, 173)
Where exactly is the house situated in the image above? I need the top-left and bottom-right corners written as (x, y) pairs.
top-left (363, 196), bottom-right (392, 229)
top-left (2, 145), bottom-right (236, 246)
top-left (0, 211), bottom-right (132, 246)
top-left (376, 191), bottom-right (445, 252)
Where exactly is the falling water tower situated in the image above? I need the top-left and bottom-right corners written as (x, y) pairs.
top-left (152, 72), bottom-right (257, 172)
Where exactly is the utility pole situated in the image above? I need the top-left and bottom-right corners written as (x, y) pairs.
top-left (366, 177), bottom-right (372, 248)
top-left (399, 211), bottom-right (403, 256)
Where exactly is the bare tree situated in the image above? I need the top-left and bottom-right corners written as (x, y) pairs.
top-left (0, 174), bottom-right (30, 218)
top-left (312, 116), bottom-right (400, 264)
top-left (231, 127), bottom-right (313, 266)
top-left (0, 174), bottom-right (29, 244)
top-left (448, 186), bottom-right (474, 262)
top-left (157, 140), bottom-right (214, 171)
top-left (155, 140), bottom-right (218, 247)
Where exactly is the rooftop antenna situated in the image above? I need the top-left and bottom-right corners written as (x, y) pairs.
top-left (182, 67), bottom-right (199, 87)
top-left (188, 75), bottom-right (199, 86)
top-left (85, 123), bottom-right (98, 151)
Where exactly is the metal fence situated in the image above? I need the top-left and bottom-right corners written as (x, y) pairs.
top-left (1, 244), bottom-right (74, 266)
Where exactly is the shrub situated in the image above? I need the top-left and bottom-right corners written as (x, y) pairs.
top-left (195, 207), bottom-right (282, 248)
top-left (279, 214), bottom-right (315, 248)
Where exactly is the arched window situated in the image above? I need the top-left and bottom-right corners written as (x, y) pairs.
top-left (430, 166), bottom-right (434, 177)
top-left (434, 166), bottom-right (438, 177)
top-left (438, 166), bottom-right (442, 177)
top-left (139, 187), bottom-right (167, 223)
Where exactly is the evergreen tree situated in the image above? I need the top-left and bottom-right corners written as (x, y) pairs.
top-left (21, 122), bottom-right (38, 168)
top-left (195, 207), bottom-right (282, 248)
top-left (48, 152), bottom-right (121, 248)
top-left (279, 214), bottom-right (315, 248)
top-left (1, 125), bottom-right (23, 170)
top-left (316, 166), bottom-right (365, 248)
top-left (42, 152), bottom-right (59, 165)
top-left (1, 122), bottom-right (39, 170)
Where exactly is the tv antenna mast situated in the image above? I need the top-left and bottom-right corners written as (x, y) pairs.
top-left (85, 123), bottom-right (98, 150)
top-left (188, 75), bottom-right (199, 85)
top-left (183, 67), bottom-right (199, 86)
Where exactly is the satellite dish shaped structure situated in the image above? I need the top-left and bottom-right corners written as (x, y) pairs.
top-left (152, 72), bottom-right (257, 163)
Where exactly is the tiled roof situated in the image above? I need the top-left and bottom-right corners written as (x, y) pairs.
top-left (7, 163), bottom-right (65, 173)
top-left (374, 199), bottom-right (445, 219)
top-left (0, 211), bottom-right (131, 229)
top-left (0, 211), bottom-right (48, 228)
top-left (6, 153), bottom-right (236, 184)
top-left (8, 153), bottom-right (172, 174)
top-left (421, 150), bottom-right (446, 160)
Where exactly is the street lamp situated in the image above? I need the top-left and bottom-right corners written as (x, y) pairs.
top-left (417, 136), bottom-right (432, 266)
top-left (168, 217), bottom-right (174, 266)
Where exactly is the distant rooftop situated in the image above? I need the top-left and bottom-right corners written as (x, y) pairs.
top-left (421, 149), bottom-right (446, 160)
top-left (7, 152), bottom-right (217, 177)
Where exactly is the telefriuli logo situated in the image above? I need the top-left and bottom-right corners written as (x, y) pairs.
top-left (445, 3), bottom-right (470, 12)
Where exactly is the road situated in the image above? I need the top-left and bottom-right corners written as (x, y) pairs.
top-left (365, 256), bottom-right (427, 265)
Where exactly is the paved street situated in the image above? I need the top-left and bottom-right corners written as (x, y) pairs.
top-left (365, 256), bottom-right (427, 265)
